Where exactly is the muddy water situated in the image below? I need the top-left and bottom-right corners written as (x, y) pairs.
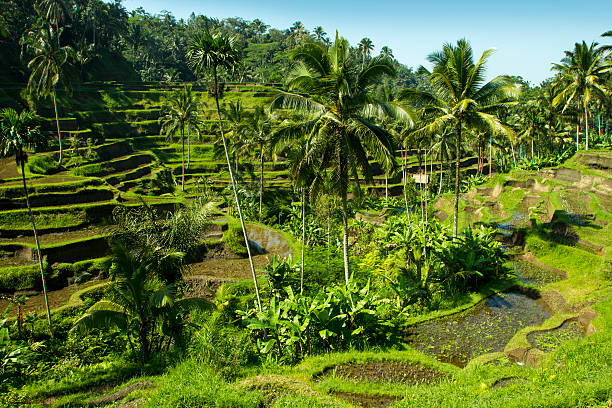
top-left (406, 292), bottom-right (552, 367)
top-left (187, 223), bottom-right (293, 280)
top-left (513, 261), bottom-right (563, 287)
top-left (527, 319), bottom-right (583, 352)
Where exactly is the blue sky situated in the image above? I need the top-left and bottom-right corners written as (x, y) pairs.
top-left (122, 0), bottom-right (612, 85)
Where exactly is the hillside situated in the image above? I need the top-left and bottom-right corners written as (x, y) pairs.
top-left (0, 83), bottom-right (610, 407)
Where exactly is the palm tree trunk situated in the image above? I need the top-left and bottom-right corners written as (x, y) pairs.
top-left (576, 116), bottom-right (580, 149)
top-left (384, 173), bottom-right (388, 201)
top-left (402, 146), bottom-right (412, 228)
top-left (300, 188), bottom-right (305, 294)
top-left (438, 150), bottom-right (443, 195)
top-left (21, 160), bottom-right (53, 336)
top-left (489, 133), bottom-right (492, 178)
top-left (187, 123), bottom-right (190, 169)
top-left (341, 189), bottom-right (350, 285)
top-left (52, 90), bottom-right (62, 166)
top-left (598, 112), bottom-right (601, 140)
top-left (259, 145), bottom-right (264, 220)
top-left (453, 121), bottom-right (462, 240)
top-left (181, 126), bottom-right (185, 192)
top-left (403, 147), bottom-right (409, 213)
top-left (584, 103), bottom-right (590, 150)
top-left (511, 143), bottom-right (517, 167)
top-left (213, 68), bottom-right (262, 311)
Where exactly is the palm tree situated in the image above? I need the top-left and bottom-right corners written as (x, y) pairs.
top-left (71, 244), bottom-right (213, 363)
top-left (160, 85), bottom-right (202, 192)
top-left (21, 26), bottom-right (73, 166)
top-left (358, 38), bottom-right (374, 69)
top-left (552, 41), bottom-right (611, 150)
top-left (0, 109), bottom-right (53, 335)
top-left (187, 30), bottom-right (262, 311)
top-left (241, 105), bottom-right (272, 219)
top-left (400, 39), bottom-right (517, 239)
top-left (601, 30), bottom-right (611, 52)
top-left (270, 34), bottom-right (410, 284)
top-left (36, 0), bottom-right (70, 47)
top-left (222, 100), bottom-right (248, 173)
top-left (313, 26), bottom-right (327, 42)
top-left (516, 101), bottom-right (546, 160)
top-left (380, 46), bottom-right (394, 59)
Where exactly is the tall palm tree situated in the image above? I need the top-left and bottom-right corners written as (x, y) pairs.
top-left (358, 37), bottom-right (374, 69)
top-left (222, 100), bottom-right (247, 173)
top-left (241, 105), bottom-right (272, 219)
top-left (21, 26), bottom-right (73, 166)
top-left (601, 30), bottom-right (612, 52)
top-left (37, 0), bottom-right (70, 47)
top-left (160, 85), bottom-right (202, 192)
top-left (270, 34), bottom-right (410, 284)
top-left (552, 41), bottom-right (612, 150)
top-left (400, 39), bottom-right (517, 239)
top-left (0, 109), bottom-right (53, 335)
top-left (516, 101), bottom-right (546, 160)
top-left (187, 30), bottom-right (262, 311)
top-left (380, 46), bottom-right (394, 59)
top-left (313, 26), bottom-right (327, 42)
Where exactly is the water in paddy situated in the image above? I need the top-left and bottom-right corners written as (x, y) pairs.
top-left (513, 260), bottom-right (563, 287)
top-left (406, 291), bottom-right (552, 367)
top-left (528, 319), bottom-right (583, 352)
top-left (495, 211), bottom-right (529, 233)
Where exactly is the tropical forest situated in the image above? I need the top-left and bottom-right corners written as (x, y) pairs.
top-left (0, 1), bottom-right (611, 407)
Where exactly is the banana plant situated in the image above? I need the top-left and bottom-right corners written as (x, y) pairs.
top-left (245, 297), bottom-right (285, 356)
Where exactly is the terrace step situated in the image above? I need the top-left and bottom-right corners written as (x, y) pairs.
top-left (72, 153), bottom-right (154, 178)
top-left (0, 188), bottom-right (116, 211)
top-left (0, 226), bottom-right (110, 247)
top-left (105, 163), bottom-right (153, 186)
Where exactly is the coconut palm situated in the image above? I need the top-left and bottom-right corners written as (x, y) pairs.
top-left (240, 105), bottom-right (272, 219)
top-left (313, 26), bottom-right (327, 42)
top-left (380, 46), bottom-right (394, 59)
top-left (399, 39), bottom-right (518, 239)
top-left (187, 30), bottom-right (262, 311)
top-left (222, 100), bottom-right (248, 173)
top-left (601, 30), bottom-right (612, 52)
top-left (160, 85), bottom-right (202, 191)
top-left (21, 25), bottom-right (73, 166)
top-left (516, 101), bottom-right (546, 160)
top-left (358, 37), bottom-right (374, 68)
top-left (552, 41), bottom-right (612, 150)
top-left (71, 244), bottom-right (213, 363)
top-left (36, 0), bottom-right (71, 46)
top-left (270, 34), bottom-right (411, 284)
top-left (0, 109), bottom-right (53, 335)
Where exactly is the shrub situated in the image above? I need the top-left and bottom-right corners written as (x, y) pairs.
top-left (189, 312), bottom-right (259, 380)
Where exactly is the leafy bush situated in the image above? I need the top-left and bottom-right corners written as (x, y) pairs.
top-left (516, 148), bottom-right (574, 171)
top-left (242, 279), bottom-right (406, 361)
top-left (435, 227), bottom-right (509, 294)
top-left (189, 312), bottom-right (259, 380)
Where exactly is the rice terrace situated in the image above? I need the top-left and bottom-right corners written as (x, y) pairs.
top-left (0, 1), bottom-right (610, 407)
